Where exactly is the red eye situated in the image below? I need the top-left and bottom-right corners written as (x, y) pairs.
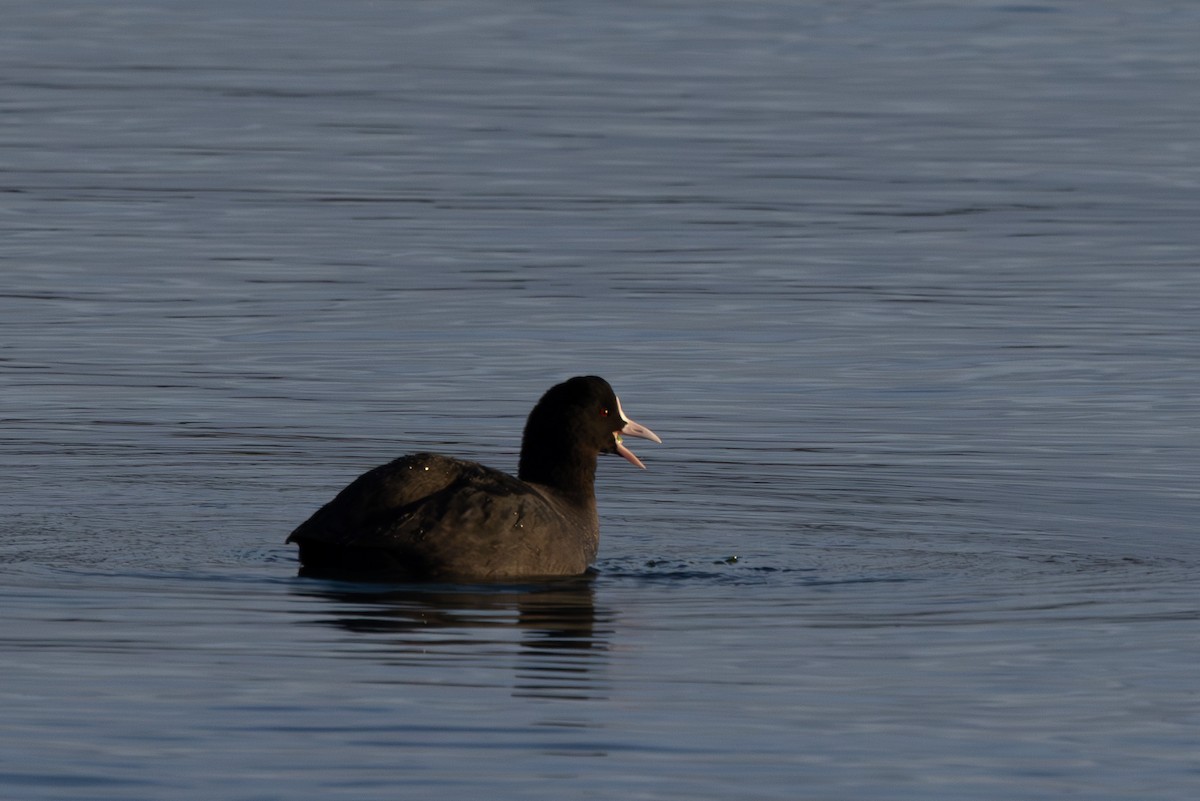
top-left (599, 407), bottom-right (609, 418)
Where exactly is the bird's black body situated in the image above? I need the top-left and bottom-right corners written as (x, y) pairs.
top-left (287, 376), bottom-right (660, 580)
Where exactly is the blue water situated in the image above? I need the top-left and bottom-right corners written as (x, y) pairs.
top-left (2, 1), bottom-right (1198, 799)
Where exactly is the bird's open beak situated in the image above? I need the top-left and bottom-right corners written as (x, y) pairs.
top-left (613, 394), bottom-right (662, 469)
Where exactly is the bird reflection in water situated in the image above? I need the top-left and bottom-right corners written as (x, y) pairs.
top-left (292, 574), bottom-right (609, 701)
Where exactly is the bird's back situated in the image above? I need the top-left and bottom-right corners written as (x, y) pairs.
top-left (287, 453), bottom-right (598, 579)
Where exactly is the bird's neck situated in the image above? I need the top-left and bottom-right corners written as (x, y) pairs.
top-left (518, 446), bottom-right (598, 505)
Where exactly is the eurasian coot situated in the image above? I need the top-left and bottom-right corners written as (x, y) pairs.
top-left (287, 376), bottom-right (661, 579)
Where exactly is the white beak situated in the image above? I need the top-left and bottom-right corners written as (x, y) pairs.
top-left (613, 394), bottom-right (661, 469)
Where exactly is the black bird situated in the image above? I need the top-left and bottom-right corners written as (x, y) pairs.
top-left (287, 376), bottom-right (661, 580)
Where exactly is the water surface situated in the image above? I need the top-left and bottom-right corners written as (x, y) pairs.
top-left (2, 1), bottom-right (1198, 799)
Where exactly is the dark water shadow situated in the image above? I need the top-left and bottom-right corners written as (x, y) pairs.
top-left (291, 573), bottom-right (610, 700)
